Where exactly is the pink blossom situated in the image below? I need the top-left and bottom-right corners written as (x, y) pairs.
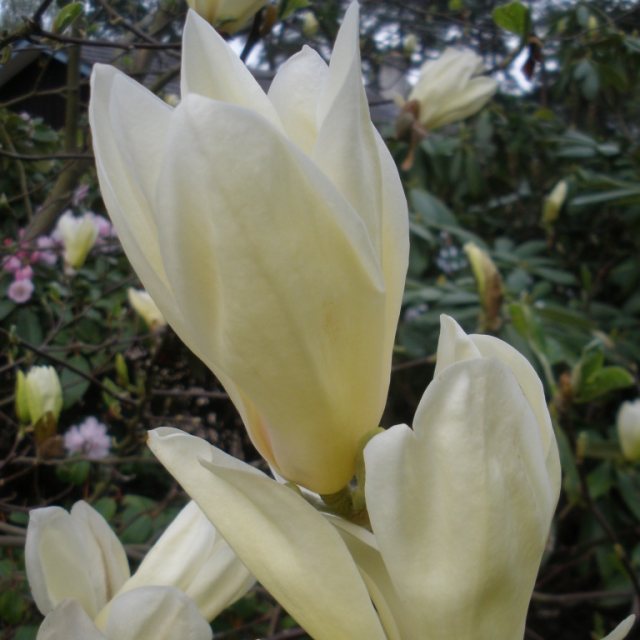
top-left (64, 417), bottom-right (111, 459)
top-left (32, 236), bottom-right (58, 266)
top-left (15, 265), bottom-right (33, 281)
top-left (7, 278), bottom-right (34, 304)
top-left (2, 256), bottom-right (21, 273)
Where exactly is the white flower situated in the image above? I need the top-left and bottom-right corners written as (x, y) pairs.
top-left (408, 47), bottom-right (497, 130)
top-left (617, 399), bottom-right (640, 461)
top-left (64, 417), bottom-right (111, 459)
top-left (146, 316), bottom-right (612, 640)
top-left (89, 2), bottom-right (409, 494)
top-left (54, 211), bottom-right (100, 269)
top-left (16, 366), bottom-right (63, 425)
top-left (26, 500), bottom-right (253, 638)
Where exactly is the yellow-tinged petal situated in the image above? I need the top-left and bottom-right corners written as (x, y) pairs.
top-left (181, 10), bottom-right (282, 129)
top-left (36, 600), bottom-right (106, 640)
top-left (116, 501), bottom-right (253, 621)
top-left (601, 615), bottom-right (635, 640)
top-left (365, 357), bottom-right (557, 638)
top-left (147, 427), bottom-right (387, 640)
top-left (155, 95), bottom-right (386, 492)
top-left (98, 587), bottom-right (212, 640)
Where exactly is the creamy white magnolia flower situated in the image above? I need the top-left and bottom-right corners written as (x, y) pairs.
top-left (146, 317), bottom-right (636, 640)
top-left (127, 287), bottom-right (167, 331)
top-left (16, 366), bottom-right (63, 425)
top-left (25, 500), bottom-right (253, 638)
top-left (186, 0), bottom-right (267, 33)
top-left (89, 2), bottom-right (409, 494)
top-left (542, 179), bottom-right (568, 226)
top-left (408, 47), bottom-right (497, 130)
top-left (617, 399), bottom-right (640, 461)
top-left (54, 211), bottom-right (100, 270)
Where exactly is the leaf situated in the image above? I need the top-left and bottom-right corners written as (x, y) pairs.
top-left (279, 0), bottom-right (309, 19)
top-left (53, 2), bottom-right (83, 33)
top-left (574, 364), bottom-right (634, 403)
top-left (617, 470), bottom-right (640, 521)
top-left (59, 355), bottom-right (91, 409)
top-left (492, 1), bottom-right (531, 38)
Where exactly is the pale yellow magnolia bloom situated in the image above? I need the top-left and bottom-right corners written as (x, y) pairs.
top-left (463, 241), bottom-right (503, 330)
top-left (55, 211), bottom-right (99, 269)
top-left (89, 2), bottom-right (409, 494)
top-left (186, 0), bottom-right (267, 33)
top-left (17, 366), bottom-right (63, 425)
top-left (25, 500), bottom-right (253, 639)
top-left (146, 317), bottom-right (637, 639)
top-left (408, 47), bottom-right (497, 130)
top-left (127, 287), bottom-right (167, 331)
top-left (617, 399), bottom-right (640, 461)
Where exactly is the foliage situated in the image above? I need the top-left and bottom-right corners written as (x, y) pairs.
top-left (0, 0), bottom-right (639, 638)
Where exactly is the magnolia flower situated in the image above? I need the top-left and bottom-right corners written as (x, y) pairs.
top-left (64, 417), bottom-right (111, 459)
top-left (128, 287), bottom-right (167, 331)
top-left (26, 500), bottom-right (253, 638)
top-left (617, 399), bottom-right (640, 461)
top-left (463, 242), bottom-right (503, 331)
top-left (407, 48), bottom-right (497, 130)
top-left (15, 366), bottom-right (63, 425)
top-left (54, 211), bottom-right (99, 269)
top-left (186, 0), bottom-right (268, 33)
top-left (89, 3), bottom-right (409, 494)
top-left (146, 316), bottom-right (638, 640)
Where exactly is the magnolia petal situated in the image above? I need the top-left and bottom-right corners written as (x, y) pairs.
top-left (181, 10), bottom-right (281, 130)
top-left (147, 428), bottom-right (387, 640)
top-left (601, 615), bottom-right (635, 640)
top-left (26, 507), bottom-right (107, 617)
top-left (435, 315), bottom-right (561, 502)
top-left (313, 2), bottom-right (383, 256)
top-left (89, 66), bottom-right (192, 344)
top-left (156, 96), bottom-right (387, 492)
top-left (36, 600), bottom-right (106, 640)
top-left (117, 501), bottom-right (253, 621)
top-left (365, 358), bottom-right (556, 639)
top-left (69, 502), bottom-right (130, 601)
top-left (268, 46), bottom-right (329, 154)
top-left (100, 587), bottom-right (212, 640)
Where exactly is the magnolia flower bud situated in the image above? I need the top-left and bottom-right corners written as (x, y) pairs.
top-left (18, 366), bottom-right (63, 425)
top-left (618, 399), bottom-right (640, 461)
top-left (186, 0), bottom-right (268, 34)
top-left (408, 48), bottom-right (497, 130)
top-left (402, 33), bottom-right (417, 56)
top-left (542, 180), bottom-right (568, 227)
top-left (55, 211), bottom-right (99, 269)
top-left (463, 242), bottom-right (503, 331)
top-left (301, 10), bottom-right (319, 38)
top-left (127, 288), bottom-right (167, 331)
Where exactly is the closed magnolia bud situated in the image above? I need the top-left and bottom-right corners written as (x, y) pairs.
top-left (408, 48), bottom-right (497, 130)
top-left (542, 180), bottom-right (568, 227)
top-left (464, 242), bottom-right (503, 331)
top-left (618, 399), bottom-right (640, 461)
top-left (301, 11), bottom-right (319, 38)
top-left (15, 369), bottom-right (31, 423)
top-left (21, 366), bottom-right (63, 425)
top-left (127, 288), bottom-right (166, 331)
top-left (402, 33), bottom-right (418, 56)
top-left (55, 211), bottom-right (99, 270)
top-left (186, 0), bottom-right (268, 34)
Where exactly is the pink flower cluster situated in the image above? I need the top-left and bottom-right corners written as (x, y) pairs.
top-left (63, 416), bottom-right (111, 460)
top-left (2, 233), bottom-right (58, 304)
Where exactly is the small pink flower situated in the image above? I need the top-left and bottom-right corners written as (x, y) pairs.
top-left (32, 236), bottom-right (58, 266)
top-left (7, 278), bottom-right (34, 304)
top-left (15, 265), bottom-right (33, 281)
top-left (64, 417), bottom-right (111, 459)
top-left (2, 256), bottom-right (21, 273)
